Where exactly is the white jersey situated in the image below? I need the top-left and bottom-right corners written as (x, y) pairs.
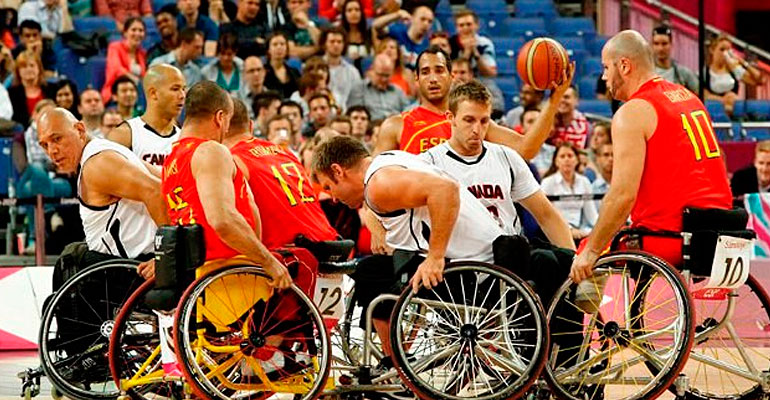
top-left (364, 151), bottom-right (503, 263)
top-left (78, 139), bottom-right (157, 258)
top-left (124, 117), bottom-right (180, 166)
top-left (422, 142), bottom-right (540, 235)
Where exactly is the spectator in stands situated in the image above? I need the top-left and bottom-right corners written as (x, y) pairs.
top-left (219, 0), bottom-right (267, 59)
top-left (347, 53), bottom-right (409, 120)
top-left (346, 104), bottom-right (369, 141)
top-left (373, 5), bottom-right (432, 70)
top-left (93, 0), bottom-right (151, 31)
top-left (587, 121), bottom-right (610, 163)
top-left (177, 0), bottom-right (218, 56)
top-left (53, 79), bottom-right (80, 119)
top-left (207, 0), bottom-right (231, 25)
top-left (264, 32), bottom-right (300, 98)
top-left (541, 142), bottom-right (598, 240)
top-left (428, 31), bottom-right (452, 58)
top-left (0, 43), bottom-right (14, 84)
top-left (322, 26), bottom-right (362, 111)
top-left (302, 55), bottom-right (331, 89)
top-left (306, 92), bottom-right (333, 136)
top-left (285, 0), bottom-right (320, 59)
top-left (266, 113), bottom-right (296, 151)
top-left (17, 0), bottom-right (73, 39)
top-left (450, 57), bottom-right (504, 112)
top-left (340, 0), bottom-right (373, 62)
top-left (450, 9), bottom-right (496, 78)
top-left (330, 115), bottom-right (352, 135)
top-left (147, 5), bottom-right (180, 64)
top-left (592, 141), bottom-right (613, 208)
top-left (504, 83), bottom-right (544, 129)
top-left (0, 83), bottom-right (11, 121)
top-left (202, 32), bottom-right (243, 95)
top-left (102, 17), bottom-right (147, 102)
top-left (290, 73), bottom-right (324, 117)
top-left (374, 37), bottom-right (414, 96)
top-left (651, 25), bottom-right (698, 94)
top-left (319, 0), bottom-right (373, 20)
top-left (9, 50), bottom-right (51, 129)
top-left (253, 90), bottom-right (282, 137)
top-left (523, 106), bottom-right (554, 176)
top-left (101, 107), bottom-right (123, 134)
top-left (705, 34), bottom-right (765, 116)
top-left (111, 75), bottom-right (140, 119)
top-left (550, 86), bottom-right (590, 149)
top-left (258, 0), bottom-right (293, 32)
top-left (149, 28), bottom-right (204, 87)
top-left (78, 88), bottom-right (104, 136)
top-left (12, 20), bottom-right (55, 76)
top-left (731, 140), bottom-right (770, 196)
top-left (279, 99), bottom-right (304, 143)
top-left (238, 55), bottom-right (266, 118)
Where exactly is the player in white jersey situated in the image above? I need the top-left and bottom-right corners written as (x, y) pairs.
top-left (38, 108), bottom-right (168, 278)
top-left (107, 64), bottom-right (185, 166)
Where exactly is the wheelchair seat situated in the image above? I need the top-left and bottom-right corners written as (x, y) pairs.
top-left (681, 207), bottom-right (755, 276)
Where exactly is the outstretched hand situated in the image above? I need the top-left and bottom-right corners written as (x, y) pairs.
top-left (550, 61), bottom-right (577, 100)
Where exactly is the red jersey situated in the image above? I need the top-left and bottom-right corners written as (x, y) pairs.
top-left (230, 138), bottom-right (338, 249)
top-left (162, 137), bottom-right (257, 260)
top-left (399, 106), bottom-right (451, 154)
top-left (630, 77), bottom-right (732, 232)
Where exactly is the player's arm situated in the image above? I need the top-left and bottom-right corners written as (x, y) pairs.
top-left (232, 154), bottom-right (262, 238)
top-left (361, 205), bottom-right (391, 254)
top-left (570, 99), bottom-right (656, 282)
top-left (518, 190), bottom-right (575, 250)
top-left (367, 167), bottom-right (460, 291)
top-left (143, 162), bottom-right (162, 178)
top-left (192, 142), bottom-right (290, 288)
top-left (104, 122), bottom-right (133, 149)
top-left (486, 62), bottom-right (575, 159)
top-left (373, 114), bottom-right (403, 155)
top-left (82, 151), bottom-right (168, 226)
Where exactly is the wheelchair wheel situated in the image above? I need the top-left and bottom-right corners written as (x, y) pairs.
top-left (173, 265), bottom-right (331, 400)
top-left (544, 251), bottom-right (694, 400)
top-left (390, 262), bottom-right (548, 400)
top-left (108, 278), bottom-right (185, 399)
top-left (39, 259), bottom-right (145, 400)
top-left (335, 283), bottom-right (384, 367)
top-left (666, 273), bottom-right (770, 400)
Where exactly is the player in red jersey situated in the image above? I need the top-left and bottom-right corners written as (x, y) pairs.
top-left (223, 98), bottom-right (338, 249)
top-left (374, 46), bottom-right (575, 159)
top-left (161, 81), bottom-right (291, 288)
top-left (571, 30), bottom-right (732, 283)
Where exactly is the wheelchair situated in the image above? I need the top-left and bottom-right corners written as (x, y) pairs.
top-left (543, 207), bottom-right (770, 400)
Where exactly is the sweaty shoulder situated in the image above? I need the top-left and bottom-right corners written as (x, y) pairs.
top-left (191, 141), bottom-right (234, 176)
top-left (106, 121), bottom-right (132, 149)
top-left (374, 113), bottom-right (405, 154)
top-left (613, 98), bottom-right (657, 141)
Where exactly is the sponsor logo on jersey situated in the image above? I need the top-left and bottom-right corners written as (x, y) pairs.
top-left (143, 153), bottom-right (167, 166)
top-left (467, 184), bottom-right (504, 200)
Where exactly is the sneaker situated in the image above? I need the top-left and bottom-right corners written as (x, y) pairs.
top-left (574, 273), bottom-right (608, 314)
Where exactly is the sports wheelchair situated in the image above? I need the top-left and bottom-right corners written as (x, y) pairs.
top-left (108, 226), bottom-right (551, 400)
top-left (542, 207), bottom-right (770, 400)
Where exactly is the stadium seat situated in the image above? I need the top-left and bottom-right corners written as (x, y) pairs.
top-left (578, 99), bottom-right (613, 118)
top-left (588, 35), bottom-right (609, 56)
top-left (744, 128), bottom-right (770, 141)
top-left (152, 0), bottom-right (176, 13)
top-left (435, 12), bottom-right (456, 35)
top-left (467, 0), bottom-right (510, 18)
top-left (0, 138), bottom-right (16, 196)
top-left (581, 57), bottom-right (603, 77)
top-left (514, 0), bottom-right (557, 18)
top-left (55, 48), bottom-right (82, 82)
top-left (495, 57), bottom-right (517, 76)
top-left (486, 18), bottom-right (546, 38)
top-left (84, 56), bottom-right (107, 92)
top-left (746, 100), bottom-right (770, 121)
top-left (705, 100), bottom-right (730, 123)
top-left (493, 37), bottom-right (525, 59)
top-left (554, 36), bottom-right (587, 52)
top-left (550, 17), bottom-right (596, 38)
top-left (360, 56), bottom-right (373, 73)
top-left (73, 17), bottom-right (117, 33)
top-left (577, 76), bottom-right (598, 99)
top-left (732, 100), bottom-right (747, 120)
top-left (142, 16), bottom-right (157, 31)
top-left (286, 57), bottom-right (303, 71)
top-left (496, 77), bottom-right (519, 97)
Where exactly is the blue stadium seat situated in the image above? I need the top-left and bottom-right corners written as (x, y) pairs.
top-left (732, 100), bottom-right (747, 120)
top-left (493, 37), bottom-right (525, 59)
top-left (588, 35), bottom-right (609, 56)
top-left (55, 48), bottom-right (82, 82)
top-left (554, 36), bottom-right (587, 52)
top-left (514, 0), bottom-right (557, 18)
top-left (142, 16), bottom-right (157, 31)
top-left (152, 0), bottom-right (176, 13)
top-left (746, 100), bottom-right (770, 121)
top-left (745, 128), bottom-right (770, 141)
top-left (84, 56), bottom-right (107, 92)
top-left (496, 77), bottom-right (519, 97)
top-left (467, 0), bottom-right (510, 18)
top-left (581, 57), bottom-right (603, 77)
top-left (73, 17), bottom-right (117, 33)
top-left (360, 56), bottom-right (373, 73)
top-left (550, 17), bottom-right (596, 38)
top-left (578, 99), bottom-right (612, 118)
top-left (486, 18), bottom-right (546, 38)
top-left (436, 0), bottom-right (451, 13)
top-left (705, 100), bottom-right (730, 123)
top-left (435, 12), bottom-right (456, 35)
top-left (286, 57), bottom-right (303, 71)
top-left (496, 57), bottom-right (517, 76)
top-left (577, 76), bottom-right (598, 99)
top-left (0, 138), bottom-right (16, 196)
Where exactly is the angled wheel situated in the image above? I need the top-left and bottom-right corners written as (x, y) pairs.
top-left (390, 262), bottom-right (548, 400)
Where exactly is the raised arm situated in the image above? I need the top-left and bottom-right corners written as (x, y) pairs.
top-left (372, 9), bottom-right (409, 33)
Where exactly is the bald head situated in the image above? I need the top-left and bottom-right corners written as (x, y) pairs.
top-left (38, 108), bottom-right (89, 174)
top-left (371, 54), bottom-right (394, 90)
top-left (601, 30), bottom-right (657, 101)
top-left (144, 64), bottom-right (185, 90)
top-left (604, 30), bottom-right (655, 72)
top-left (143, 64), bottom-right (187, 118)
top-left (39, 107), bottom-right (78, 132)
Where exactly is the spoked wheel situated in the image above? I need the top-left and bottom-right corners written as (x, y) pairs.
top-left (334, 283), bottom-right (383, 367)
top-left (544, 251), bottom-right (694, 400)
top-left (173, 265), bottom-right (331, 400)
top-left (664, 273), bottom-right (770, 400)
top-left (109, 278), bottom-right (185, 399)
top-left (39, 259), bottom-right (145, 400)
top-left (390, 262), bottom-right (548, 400)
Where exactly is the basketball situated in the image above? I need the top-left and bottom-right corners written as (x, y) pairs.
top-left (516, 37), bottom-right (570, 91)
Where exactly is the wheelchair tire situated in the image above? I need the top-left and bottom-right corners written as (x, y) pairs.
top-left (38, 259), bottom-right (144, 400)
top-left (173, 265), bottom-right (331, 400)
top-left (389, 262), bottom-right (549, 400)
top-left (544, 250), bottom-right (694, 400)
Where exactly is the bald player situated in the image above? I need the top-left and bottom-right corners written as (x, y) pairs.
top-left (107, 64), bottom-right (186, 166)
top-left (570, 31), bottom-right (732, 292)
top-left (374, 46), bottom-right (575, 160)
top-left (38, 108), bottom-right (167, 266)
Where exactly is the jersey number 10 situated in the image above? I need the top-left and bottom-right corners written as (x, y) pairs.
top-left (681, 110), bottom-right (720, 161)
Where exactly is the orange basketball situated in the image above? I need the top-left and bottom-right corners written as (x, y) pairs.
top-left (516, 38), bottom-right (569, 91)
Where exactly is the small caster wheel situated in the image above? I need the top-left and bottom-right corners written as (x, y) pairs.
top-left (51, 387), bottom-right (63, 400)
top-left (23, 386), bottom-right (33, 400)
